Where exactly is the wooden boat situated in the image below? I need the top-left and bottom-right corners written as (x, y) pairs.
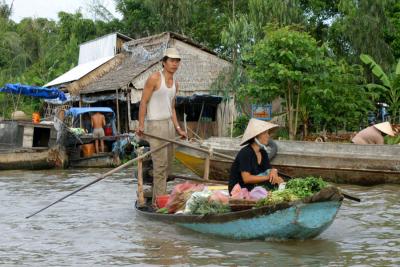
top-left (0, 120), bottom-right (65, 170)
top-left (135, 186), bottom-right (343, 240)
top-left (175, 137), bottom-right (400, 185)
top-left (68, 152), bottom-right (119, 168)
top-left (63, 107), bottom-right (121, 168)
top-left (0, 147), bottom-right (56, 170)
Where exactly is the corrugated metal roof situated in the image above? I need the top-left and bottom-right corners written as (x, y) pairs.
top-left (44, 56), bottom-right (115, 87)
top-left (78, 34), bottom-right (116, 65)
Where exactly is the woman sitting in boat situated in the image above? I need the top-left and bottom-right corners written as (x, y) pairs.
top-left (229, 118), bottom-right (284, 193)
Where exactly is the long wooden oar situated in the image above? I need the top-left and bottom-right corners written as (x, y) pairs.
top-left (26, 139), bottom-right (173, 219)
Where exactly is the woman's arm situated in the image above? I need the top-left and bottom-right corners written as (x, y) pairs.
top-left (241, 168), bottom-right (283, 185)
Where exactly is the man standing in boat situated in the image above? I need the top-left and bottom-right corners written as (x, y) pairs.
top-left (136, 47), bottom-right (187, 206)
top-left (91, 112), bottom-right (106, 154)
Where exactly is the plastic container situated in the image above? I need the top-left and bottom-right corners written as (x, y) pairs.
top-left (81, 143), bottom-right (95, 157)
top-left (104, 126), bottom-right (112, 136)
top-left (156, 195), bottom-right (170, 208)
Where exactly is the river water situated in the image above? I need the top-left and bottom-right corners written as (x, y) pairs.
top-left (0, 168), bottom-right (399, 266)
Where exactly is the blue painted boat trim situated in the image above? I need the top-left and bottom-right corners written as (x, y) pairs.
top-left (177, 201), bottom-right (341, 240)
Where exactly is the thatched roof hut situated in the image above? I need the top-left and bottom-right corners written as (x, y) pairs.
top-left (47, 32), bottom-right (236, 137)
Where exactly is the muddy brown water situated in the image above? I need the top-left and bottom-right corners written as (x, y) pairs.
top-left (0, 167), bottom-right (399, 266)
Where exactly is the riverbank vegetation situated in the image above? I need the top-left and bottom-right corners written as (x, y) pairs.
top-left (0, 0), bottom-right (399, 139)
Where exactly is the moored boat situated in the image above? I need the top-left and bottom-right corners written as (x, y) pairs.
top-left (175, 137), bottom-right (400, 185)
top-left (0, 120), bottom-right (65, 170)
top-left (135, 186), bottom-right (343, 240)
top-left (63, 107), bottom-right (121, 168)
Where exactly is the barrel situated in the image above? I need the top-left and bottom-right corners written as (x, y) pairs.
top-left (81, 143), bottom-right (95, 157)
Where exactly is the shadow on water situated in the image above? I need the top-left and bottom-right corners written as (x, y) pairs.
top-left (0, 168), bottom-right (399, 266)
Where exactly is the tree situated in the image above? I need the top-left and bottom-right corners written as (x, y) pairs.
top-left (248, 0), bottom-right (305, 40)
top-left (241, 26), bottom-right (368, 139)
top-left (241, 27), bottom-right (328, 139)
top-left (360, 54), bottom-right (400, 122)
top-left (329, 0), bottom-right (394, 70)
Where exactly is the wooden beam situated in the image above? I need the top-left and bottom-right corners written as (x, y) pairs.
top-left (126, 91), bottom-right (131, 131)
top-left (116, 89), bottom-right (120, 133)
top-left (143, 132), bottom-right (235, 161)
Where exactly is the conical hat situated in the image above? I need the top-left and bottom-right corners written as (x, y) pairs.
top-left (240, 119), bottom-right (279, 146)
top-left (373, 122), bottom-right (395, 136)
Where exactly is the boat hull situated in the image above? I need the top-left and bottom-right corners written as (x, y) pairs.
top-left (179, 201), bottom-right (340, 240)
top-left (69, 153), bottom-right (118, 168)
top-left (0, 148), bottom-right (55, 170)
top-left (136, 200), bottom-right (341, 240)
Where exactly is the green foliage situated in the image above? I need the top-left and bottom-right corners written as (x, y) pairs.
top-left (241, 26), bottom-right (328, 139)
top-left (187, 198), bottom-right (231, 215)
top-left (248, 0), bottom-right (305, 41)
top-left (360, 54), bottom-right (400, 122)
top-left (329, 0), bottom-right (394, 70)
top-left (286, 176), bottom-right (327, 198)
top-left (384, 134), bottom-right (400, 144)
top-left (232, 114), bottom-right (250, 137)
top-left (256, 189), bottom-right (299, 207)
top-left (1, 0), bottom-right (399, 134)
top-left (256, 176), bottom-right (327, 207)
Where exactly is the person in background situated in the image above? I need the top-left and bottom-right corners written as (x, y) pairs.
top-left (229, 118), bottom-right (284, 193)
top-left (136, 47), bottom-right (187, 206)
top-left (352, 121), bottom-right (395, 145)
top-left (82, 113), bottom-right (92, 133)
top-left (91, 112), bottom-right (106, 153)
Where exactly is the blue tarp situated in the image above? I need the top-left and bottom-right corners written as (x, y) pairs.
top-left (0, 83), bottom-right (66, 101)
top-left (65, 107), bottom-right (115, 118)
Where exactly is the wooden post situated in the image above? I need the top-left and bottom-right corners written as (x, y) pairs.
top-left (203, 146), bottom-right (212, 180)
top-left (79, 97), bottom-right (83, 129)
top-left (116, 89), bottom-right (120, 133)
top-left (137, 147), bottom-right (145, 207)
top-left (126, 91), bottom-right (131, 131)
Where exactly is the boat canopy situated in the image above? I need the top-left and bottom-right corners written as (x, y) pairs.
top-left (0, 83), bottom-right (66, 101)
top-left (65, 107), bottom-right (115, 118)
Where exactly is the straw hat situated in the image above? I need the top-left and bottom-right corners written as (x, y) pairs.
top-left (163, 47), bottom-right (181, 59)
top-left (373, 122), bottom-right (395, 136)
top-left (240, 118), bottom-right (279, 146)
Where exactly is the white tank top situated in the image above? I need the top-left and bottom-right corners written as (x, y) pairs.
top-left (146, 71), bottom-right (176, 121)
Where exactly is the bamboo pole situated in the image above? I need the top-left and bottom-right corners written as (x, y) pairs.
top-left (137, 147), bottom-right (145, 207)
top-left (26, 139), bottom-right (172, 219)
top-left (143, 133), bottom-right (235, 161)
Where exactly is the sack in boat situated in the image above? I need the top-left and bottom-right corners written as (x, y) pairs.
top-left (230, 183), bottom-right (250, 200)
top-left (249, 186), bottom-right (268, 200)
top-left (209, 190), bottom-right (229, 204)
